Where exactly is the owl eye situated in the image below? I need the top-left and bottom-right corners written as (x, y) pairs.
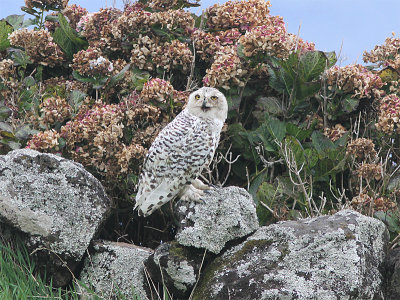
top-left (195, 94), bottom-right (201, 100)
top-left (211, 96), bottom-right (218, 101)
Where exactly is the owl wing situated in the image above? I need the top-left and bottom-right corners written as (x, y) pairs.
top-left (135, 110), bottom-right (216, 216)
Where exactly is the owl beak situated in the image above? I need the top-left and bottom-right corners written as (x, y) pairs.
top-left (201, 99), bottom-right (211, 111)
top-left (202, 99), bottom-right (209, 108)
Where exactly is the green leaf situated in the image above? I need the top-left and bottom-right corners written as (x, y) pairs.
top-left (342, 95), bottom-right (359, 113)
top-left (0, 20), bottom-right (13, 51)
top-left (23, 76), bottom-right (36, 88)
top-left (266, 118), bottom-right (286, 142)
top-left (10, 49), bottom-right (32, 68)
top-left (237, 43), bottom-right (246, 59)
top-left (297, 81), bottom-right (321, 102)
top-left (0, 121), bottom-right (13, 132)
top-left (0, 105), bottom-right (12, 121)
top-left (374, 211), bottom-right (400, 233)
top-left (151, 24), bottom-right (175, 42)
top-left (324, 51), bottom-right (337, 68)
top-left (72, 71), bottom-right (95, 83)
top-left (311, 131), bottom-right (335, 153)
top-left (254, 96), bottom-right (283, 117)
top-left (228, 123), bottom-right (250, 150)
top-left (286, 123), bottom-right (312, 141)
top-left (52, 13), bottom-right (88, 59)
top-left (6, 140), bottom-right (21, 149)
top-left (106, 63), bottom-right (131, 90)
top-left (22, 18), bottom-right (37, 28)
top-left (249, 169), bottom-right (269, 204)
top-left (14, 124), bottom-right (34, 139)
top-left (299, 51), bottom-right (327, 82)
top-left (69, 90), bottom-right (86, 114)
top-left (5, 15), bottom-right (24, 30)
top-left (334, 132), bottom-right (349, 148)
top-left (58, 137), bottom-right (66, 149)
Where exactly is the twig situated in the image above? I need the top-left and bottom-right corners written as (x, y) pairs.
top-left (189, 249), bottom-right (207, 300)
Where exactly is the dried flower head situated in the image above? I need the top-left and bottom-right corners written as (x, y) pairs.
top-left (148, 0), bottom-right (200, 11)
top-left (207, 0), bottom-right (271, 31)
top-left (351, 193), bottom-right (396, 213)
top-left (79, 8), bottom-right (122, 51)
top-left (71, 47), bottom-right (114, 77)
top-left (63, 4), bottom-right (88, 30)
top-left (363, 36), bottom-right (400, 65)
top-left (192, 29), bottom-right (242, 62)
top-left (8, 29), bottom-right (65, 67)
top-left (323, 124), bottom-right (347, 142)
top-left (346, 138), bottom-right (377, 161)
top-left (238, 17), bottom-right (289, 59)
top-left (376, 94), bottom-right (400, 134)
top-left (131, 36), bottom-right (192, 73)
top-left (26, 129), bottom-right (60, 151)
top-left (203, 45), bottom-right (247, 89)
top-left (356, 163), bottom-right (382, 181)
top-left (140, 78), bottom-right (175, 104)
top-left (325, 64), bottom-right (384, 99)
top-left (326, 64), bottom-right (383, 99)
top-left (112, 6), bottom-right (193, 42)
top-left (351, 193), bottom-right (372, 209)
top-left (286, 33), bottom-right (316, 54)
top-left (25, 0), bottom-right (68, 10)
top-left (40, 96), bottom-right (71, 124)
top-left (0, 59), bottom-right (15, 80)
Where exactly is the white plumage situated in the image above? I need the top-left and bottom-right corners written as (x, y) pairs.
top-left (134, 87), bottom-right (228, 216)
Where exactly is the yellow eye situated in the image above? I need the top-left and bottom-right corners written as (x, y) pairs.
top-left (211, 96), bottom-right (218, 101)
top-left (195, 94), bottom-right (201, 100)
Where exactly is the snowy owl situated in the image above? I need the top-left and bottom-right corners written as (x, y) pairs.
top-left (134, 87), bottom-right (228, 216)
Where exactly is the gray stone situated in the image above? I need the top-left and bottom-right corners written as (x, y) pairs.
top-left (383, 247), bottom-right (400, 299)
top-left (175, 186), bottom-right (259, 254)
top-left (192, 209), bottom-right (388, 300)
top-left (0, 149), bottom-right (111, 286)
top-left (79, 241), bottom-right (153, 299)
top-left (144, 241), bottom-right (206, 299)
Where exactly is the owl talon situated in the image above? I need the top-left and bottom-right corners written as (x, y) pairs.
top-left (179, 184), bottom-right (205, 203)
top-left (191, 179), bottom-right (211, 191)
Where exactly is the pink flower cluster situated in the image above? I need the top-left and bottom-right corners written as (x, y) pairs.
top-left (376, 94), bottom-right (400, 134)
top-left (326, 64), bottom-right (384, 99)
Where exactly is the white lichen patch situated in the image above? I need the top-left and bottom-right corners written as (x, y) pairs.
top-left (0, 149), bottom-right (111, 260)
top-left (193, 209), bottom-right (388, 300)
top-left (80, 241), bottom-right (153, 299)
top-left (175, 186), bottom-right (259, 254)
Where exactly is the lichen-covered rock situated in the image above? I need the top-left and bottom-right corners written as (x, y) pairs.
top-left (383, 247), bottom-right (400, 299)
top-left (145, 241), bottom-right (208, 299)
top-left (79, 241), bottom-right (153, 299)
top-left (192, 209), bottom-right (388, 300)
top-left (0, 149), bottom-right (111, 286)
top-left (175, 186), bottom-right (259, 254)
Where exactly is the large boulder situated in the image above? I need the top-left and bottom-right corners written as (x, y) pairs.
top-left (192, 209), bottom-right (388, 300)
top-left (144, 241), bottom-right (207, 299)
top-left (0, 149), bottom-right (111, 286)
top-left (383, 247), bottom-right (400, 299)
top-left (79, 241), bottom-right (153, 299)
top-left (175, 186), bottom-right (259, 254)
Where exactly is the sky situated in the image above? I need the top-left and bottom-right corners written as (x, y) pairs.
top-left (1, 0), bottom-right (399, 66)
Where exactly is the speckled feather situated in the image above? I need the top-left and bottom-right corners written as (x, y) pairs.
top-left (134, 87), bottom-right (227, 216)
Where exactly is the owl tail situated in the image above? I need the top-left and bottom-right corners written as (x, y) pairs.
top-left (134, 181), bottom-right (177, 217)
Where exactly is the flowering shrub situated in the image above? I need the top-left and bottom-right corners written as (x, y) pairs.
top-left (8, 29), bottom-right (65, 67)
top-left (71, 47), bottom-right (114, 77)
top-left (325, 64), bottom-right (383, 99)
top-left (206, 0), bottom-right (271, 30)
top-left (2, 0), bottom-right (400, 248)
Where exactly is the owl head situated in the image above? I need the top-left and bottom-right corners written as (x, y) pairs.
top-left (186, 87), bottom-right (228, 122)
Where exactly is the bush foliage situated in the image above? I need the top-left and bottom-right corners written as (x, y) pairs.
top-left (1, 0), bottom-right (400, 244)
